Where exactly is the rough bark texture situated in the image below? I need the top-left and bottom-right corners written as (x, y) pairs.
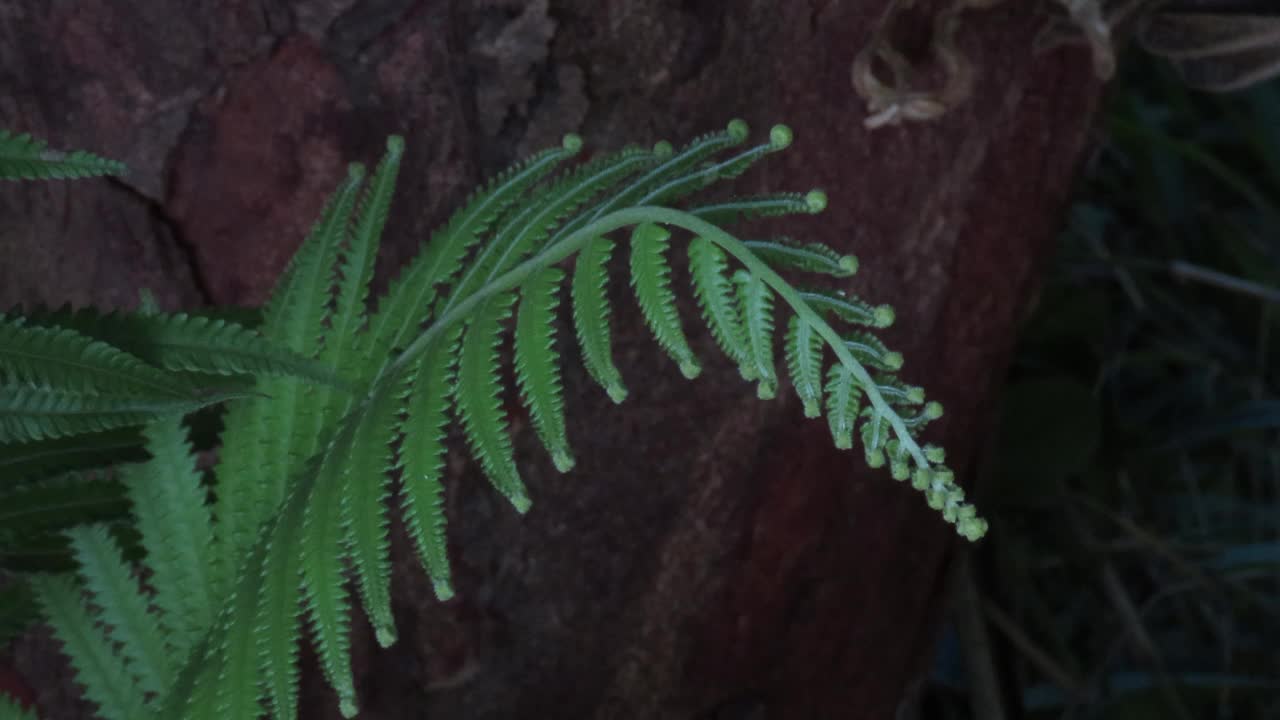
top-left (0, 1), bottom-right (1101, 718)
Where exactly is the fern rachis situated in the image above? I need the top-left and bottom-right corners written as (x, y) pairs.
top-left (3, 122), bottom-right (987, 720)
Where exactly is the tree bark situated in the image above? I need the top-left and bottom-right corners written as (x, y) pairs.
top-left (0, 1), bottom-right (1101, 718)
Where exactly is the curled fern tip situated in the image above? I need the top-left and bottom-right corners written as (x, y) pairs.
top-left (769, 124), bottom-right (793, 150)
top-left (562, 133), bottom-right (583, 152)
top-left (727, 118), bottom-right (749, 142)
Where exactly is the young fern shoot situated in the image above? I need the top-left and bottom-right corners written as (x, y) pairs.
top-left (14, 121), bottom-right (987, 720)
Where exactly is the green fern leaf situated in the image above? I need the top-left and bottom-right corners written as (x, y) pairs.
top-left (744, 237), bottom-right (857, 278)
top-left (0, 130), bottom-right (126, 180)
top-left (340, 379), bottom-right (401, 647)
top-left (444, 146), bottom-right (657, 310)
top-left (0, 315), bottom-right (193, 398)
top-left (688, 190), bottom-right (826, 226)
top-left (0, 427), bottom-right (147, 483)
top-left (0, 473), bottom-right (128, 544)
top-left (800, 289), bottom-right (895, 328)
top-left (65, 524), bottom-right (172, 695)
top-left (398, 324), bottom-right (464, 601)
top-left (300, 458), bottom-right (357, 718)
top-left (15, 307), bottom-right (343, 386)
top-left (784, 316), bottom-right (824, 418)
top-left (358, 136), bottom-right (582, 377)
top-left (514, 268), bottom-right (575, 472)
top-left (562, 121), bottom-right (747, 236)
top-left (571, 237), bottom-right (627, 403)
top-left (637, 123), bottom-right (790, 205)
top-left (30, 574), bottom-right (154, 720)
top-left (456, 293), bottom-right (531, 513)
top-left (0, 386), bottom-right (220, 444)
top-left (629, 223), bottom-right (700, 379)
top-left (824, 363), bottom-right (860, 450)
top-left (734, 270), bottom-right (778, 399)
top-left (843, 331), bottom-right (904, 372)
top-left (124, 419), bottom-right (214, 656)
top-left (211, 164), bottom-right (365, 594)
top-left (688, 236), bottom-right (754, 380)
top-left (256, 498), bottom-right (305, 720)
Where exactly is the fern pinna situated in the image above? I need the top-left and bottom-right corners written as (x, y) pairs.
top-left (5, 122), bottom-right (987, 719)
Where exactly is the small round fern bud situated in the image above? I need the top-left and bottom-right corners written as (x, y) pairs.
top-left (957, 516), bottom-right (988, 541)
top-left (340, 697), bottom-right (358, 719)
top-left (727, 118), bottom-right (750, 142)
top-left (804, 189), bottom-right (827, 213)
top-left (510, 491), bottom-right (532, 514)
top-left (551, 448), bottom-right (575, 473)
top-left (924, 401), bottom-right (944, 420)
top-left (911, 467), bottom-right (931, 490)
top-left (386, 135), bottom-right (406, 153)
top-left (562, 133), bottom-right (584, 152)
top-left (923, 445), bottom-right (946, 464)
top-left (926, 489), bottom-right (946, 511)
top-left (882, 351), bottom-right (904, 371)
top-left (678, 357), bottom-right (702, 380)
top-left (873, 305), bottom-right (895, 328)
top-left (769, 123), bottom-right (794, 150)
top-left (606, 383), bottom-right (628, 404)
top-left (906, 386), bottom-right (925, 404)
top-left (654, 140), bottom-right (674, 158)
top-left (865, 446), bottom-right (886, 468)
top-left (839, 254), bottom-right (859, 276)
top-left (433, 580), bottom-right (455, 602)
top-left (756, 381), bottom-right (777, 400)
top-left (890, 458), bottom-right (910, 481)
top-left (375, 625), bottom-right (397, 648)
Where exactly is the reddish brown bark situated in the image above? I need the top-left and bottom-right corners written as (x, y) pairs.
top-left (0, 1), bottom-right (1100, 718)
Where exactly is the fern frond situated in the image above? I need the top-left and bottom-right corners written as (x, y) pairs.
top-left (0, 474), bottom-right (128, 545)
top-left (326, 136), bottom-right (405, 376)
top-left (0, 427), bottom-right (147, 482)
top-left (0, 315), bottom-right (193, 398)
top-left (456, 293), bottom-right (531, 513)
top-left (358, 135), bottom-right (583, 377)
top-left (14, 307), bottom-right (343, 386)
top-left (0, 386), bottom-right (221, 444)
top-left (514, 268), bottom-right (574, 471)
top-left (398, 324), bottom-right (464, 600)
top-left (637, 123), bottom-right (791, 205)
top-left (570, 120), bottom-right (747, 230)
top-left (210, 165), bottom-right (366, 593)
top-left (124, 419), bottom-right (215, 655)
top-left (340, 379), bottom-right (401, 647)
top-left (65, 524), bottom-right (172, 695)
top-left (30, 574), bottom-right (154, 720)
top-left (800, 289), bottom-right (895, 328)
top-left (572, 237), bottom-right (627, 402)
top-left (744, 237), bottom-right (857, 278)
top-left (842, 331), bottom-right (904, 372)
top-left (688, 236), bottom-right (753, 380)
top-left (688, 189), bottom-right (826, 226)
top-left (784, 316), bottom-right (824, 417)
top-left (255, 497), bottom-right (305, 720)
top-left (0, 130), bottom-right (125, 180)
top-left (299, 458), bottom-right (357, 718)
top-left (444, 146), bottom-right (657, 310)
top-left (735, 270), bottom-right (778, 399)
top-left (629, 223), bottom-right (700, 379)
top-left (824, 364), bottom-right (860, 450)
